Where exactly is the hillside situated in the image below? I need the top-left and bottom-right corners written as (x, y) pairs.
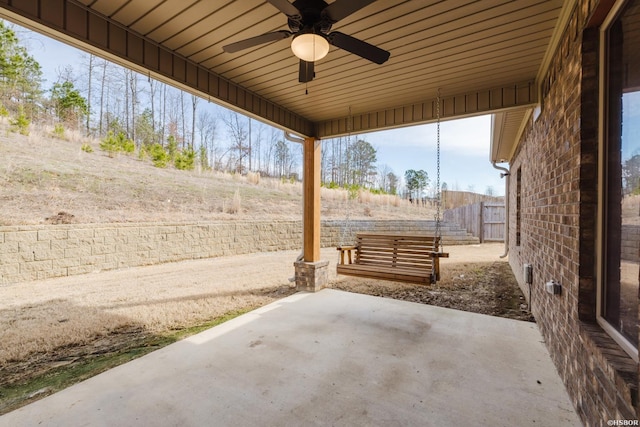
top-left (0, 123), bottom-right (433, 226)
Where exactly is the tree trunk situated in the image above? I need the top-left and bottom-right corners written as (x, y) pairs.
top-left (191, 94), bottom-right (197, 150)
top-left (98, 60), bottom-right (107, 136)
top-left (86, 54), bottom-right (93, 135)
top-left (149, 79), bottom-right (156, 144)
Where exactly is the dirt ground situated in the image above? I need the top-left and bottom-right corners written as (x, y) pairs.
top-left (0, 243), bottom-right (530, 414)
top-left (333, 243), bottom-right (533, 322)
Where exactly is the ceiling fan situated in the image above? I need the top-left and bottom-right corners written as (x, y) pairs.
top-left (222, 0), bottom-right (390, 83)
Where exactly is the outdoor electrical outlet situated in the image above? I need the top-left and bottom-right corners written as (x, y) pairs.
top-left (545, 280), bottom-right (562, 295)
top-left (524, 264), bottom-right (533, 285)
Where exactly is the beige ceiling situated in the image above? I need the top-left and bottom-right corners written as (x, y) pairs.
top-left (0, 0), bottom-right (576, 159)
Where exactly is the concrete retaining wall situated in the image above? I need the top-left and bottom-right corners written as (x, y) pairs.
top-left (0, 220), bottom-right (477, 284)
top-left (622, 224), bottom-right (640, 263)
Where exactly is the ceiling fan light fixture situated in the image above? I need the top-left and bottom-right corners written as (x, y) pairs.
top-left (291, 33), bottom-right (329, 62)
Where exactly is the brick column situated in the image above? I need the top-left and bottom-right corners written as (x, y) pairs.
top-left (294, 259), bottom-right (329, 292)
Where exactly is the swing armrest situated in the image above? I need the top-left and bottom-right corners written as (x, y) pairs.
top-left (428, 251), bottom-right (449, 258)
top-left (337, 246), bottom-right (357, 265)
top-left (428, 251), bottom-right (449, 282)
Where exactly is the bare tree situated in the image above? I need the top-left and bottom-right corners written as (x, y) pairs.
top-left (160, 83), bottom-right (167, 145)
top-left (128, 70), bottom-right (140, 142)
top-left (148, 78), bottom-right (158, 144)
top-left (190, 94), bottom-right (198, 149)
top-left (97, 58), bottom-right (109, 135)
top-left (197, 109), bottom-right (219, 168)
top-left (82, 54), bottom-right (96, 135)
top-left (248, 118), bottom-right (253, 171)
top-left (223, 111), bottom-right (248, 173)
top-left (378, 164), bottom-right (393, 192)
top-left (254, 121), bottom-right (265, 172)
top-left (54, 65), bottom-right (76, 85)
top-left (180, 91), bottom-right (187, 148)
top-left (263, 128), bottom-right (281, 176)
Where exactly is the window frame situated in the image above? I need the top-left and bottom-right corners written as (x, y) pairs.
top-left (596, 0), bottom-right (640, 362)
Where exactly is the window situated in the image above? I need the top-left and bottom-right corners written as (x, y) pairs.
top-left (599, 0), bottom-right (640, 360)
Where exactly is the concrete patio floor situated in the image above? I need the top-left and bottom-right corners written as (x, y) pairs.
top-left (0, 289), bottom-right (581, 426)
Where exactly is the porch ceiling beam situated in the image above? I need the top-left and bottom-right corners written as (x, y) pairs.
top-left (0, 0), bottom-right (314, 137)
top-left (315, 80), bottom-right (538, 139)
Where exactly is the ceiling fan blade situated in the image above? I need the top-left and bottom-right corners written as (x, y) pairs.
top-left (329, 31), bottom-right (389, 64)
top-left (322, 0), bottom-right (378, 23)
top-left (266, 0), bottom-right (301, 19)
top-left (223, 31), bottom-right (292, 53)
top-left (299, 60), bottom-right (315, 83)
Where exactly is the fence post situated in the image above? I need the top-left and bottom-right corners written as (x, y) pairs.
top-left (479, 201), bottom-right (484, 243)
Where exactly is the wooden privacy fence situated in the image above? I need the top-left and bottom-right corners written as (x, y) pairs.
top-left (443, 202), bottom-right (505, 242)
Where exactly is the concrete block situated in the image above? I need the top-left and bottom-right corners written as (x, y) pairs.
top-left (104, 235), bottom-right (129, 245)
top-left (37, 268), bottom-right (68, 280)
top-left (21, 240), bottom-right (51, 252)
top-left (34, 248), bottom-right (65, 261)
top-left (68, 229), bottom-right (95, 239)
top-left (68, 265), bottom-right (97, 275)
top-left (2, 263), bottom-right (19, 275)
top-left (115, 243), bottom-right (137, 253)
top-left (52, 257), bottom-right (81, 269)
top-left (3, 272), bottom-right (37, 284)
top-left (65, 246), bottom-right (92, 258)
top-left (156, 226), bottom-right (178, 234)
top-left (80, 255), bottom-right (106, 266)
top-left (166, 232), bottom-right (185, 242)
top-left (37, 229), bottom-right (69, 241)
top-left (92, 244), bottom-right (116, 255)
top-left (118, 227), bottom-right (140, 237)
top-left (51, 239), bottom-right (80, 249)
top-left (0, 252), bottom-right (31, 264)
top-left (0, 241), bottom-right (19, 254)
top-left (105, 254), bottom-right (131, 269)
top-left (21, 260), bottom-right (53, 272)
top-left (79, 237), bottom-right (104, 245)
top-left (94, 228), bottom-right (119, 238)
top-left (4, 231), bottom-right (38, 243)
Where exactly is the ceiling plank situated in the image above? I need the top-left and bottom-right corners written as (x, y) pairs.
top-left (315, 81), bottom-right (537, 138)
top-left (0, 0), bottom-right (571, 139)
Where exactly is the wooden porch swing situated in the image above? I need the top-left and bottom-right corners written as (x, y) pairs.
top-left (337, 233), bottom-right (448, 285)
top-left (336, 91), bottom-right (449, 285)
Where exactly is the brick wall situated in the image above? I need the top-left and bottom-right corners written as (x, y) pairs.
top-left (508, 0), bottom-right (638, 423)
top-left (0, 220), bottom-right (475, 285)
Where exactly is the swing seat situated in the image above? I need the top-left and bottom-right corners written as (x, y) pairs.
top-left (336, 233), bottom-right (449, 285)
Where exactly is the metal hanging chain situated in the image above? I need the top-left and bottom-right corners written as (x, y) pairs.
top-left (339, 106), bottom-right (354, 247)
top-left (434, 89), bottom-right (443, 253)
top-left (339, 196), bottom-right (353, 247)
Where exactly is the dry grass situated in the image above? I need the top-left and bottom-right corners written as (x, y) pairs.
top-left (228, 188), bottom-right (242, 214)
top-left (0, 122), bottom-right (436, 225)
top-left (246, 171), bottom-right (260, 185)
top-left (0, 250), bottom-right (302, 368)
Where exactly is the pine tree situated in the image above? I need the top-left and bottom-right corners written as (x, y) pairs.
top-left (0, 21), bottom-right (43, 118)
top-left (50, 80), bottom-right (88, 127)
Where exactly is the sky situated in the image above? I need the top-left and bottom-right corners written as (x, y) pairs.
top-left (362, 115), bottom-right (504, 195)
top-left (17, 23), bottom-right (507, 196)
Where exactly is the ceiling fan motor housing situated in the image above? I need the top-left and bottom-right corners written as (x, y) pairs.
top-left (290, 0), bottom-right (333, 34)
